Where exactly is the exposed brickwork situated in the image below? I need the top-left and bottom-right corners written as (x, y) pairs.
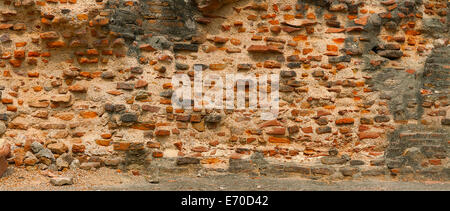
top-left (0, 0), bottom-right (448, 181)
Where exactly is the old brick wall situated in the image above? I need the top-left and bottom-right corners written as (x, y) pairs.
top-left (0, 0), bottom-right (448, 181)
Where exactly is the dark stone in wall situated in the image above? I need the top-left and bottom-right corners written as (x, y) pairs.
top-left (121, 113), bottom-right (138, 122)
top-left (176, 157), bottom-right (200, 165)
top-left (173, 43), bottom-right (199, 52)
top-left (124, 148), bottom-right (147, 166)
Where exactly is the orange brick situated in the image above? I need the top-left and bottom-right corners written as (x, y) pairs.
top-left (77, 14), bottom-right (88, 21)
top-left (7, 105), bottom-right (17, 112)
top-left (96, 139), bottom-right (111, 146)
top-left (15, 42), bottom-right (27, 47)
top-left (9, 59), bottom-right (22, 67)
top-left (47, 41), bottom-right (65, 48)
top-left (303, 48), bottom-right (313, 55)
top-left (268, 136), bottom-right (290, 144)
top-left (2, 98), bottom-right (13, 104)
top-left (327, 45), bottom-right (338, 52)
top-left (336, 118), bottom-right (355, 125)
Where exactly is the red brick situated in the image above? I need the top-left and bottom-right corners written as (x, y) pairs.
top-left (358, 132), bottom-right (380, 140)
top-left (268, 136), bottom-right (290, 144)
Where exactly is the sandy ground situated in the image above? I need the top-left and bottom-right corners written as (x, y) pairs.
top-left (0, 167), bottom-right (449, 191)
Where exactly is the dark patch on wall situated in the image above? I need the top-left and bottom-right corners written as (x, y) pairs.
top-left (105, 0), bottom-right (199, 57)
top-left (421, 18), bottom-right (449, 39)
top-left (140, 0), bottom-right (198, 38)
top-left (300, 0), bottom-right (332, 9)
top-left (380, 46), bottom-right (450, 179)
top-left (365, 46), bottom-right (448, 122)
top-left (365, 68), bottom-right (423, 121)
top-left (385, 125), bottom-right (449, 180)
top-left (358, 1), bottom-right (423, 64)
top-left (421, 1), bottom-right (450, 38)
top-left (422, 46), bottom-right (450, 103)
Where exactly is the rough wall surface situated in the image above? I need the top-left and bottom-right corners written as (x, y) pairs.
top-left (0, 0), bottom-right (448, 181)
